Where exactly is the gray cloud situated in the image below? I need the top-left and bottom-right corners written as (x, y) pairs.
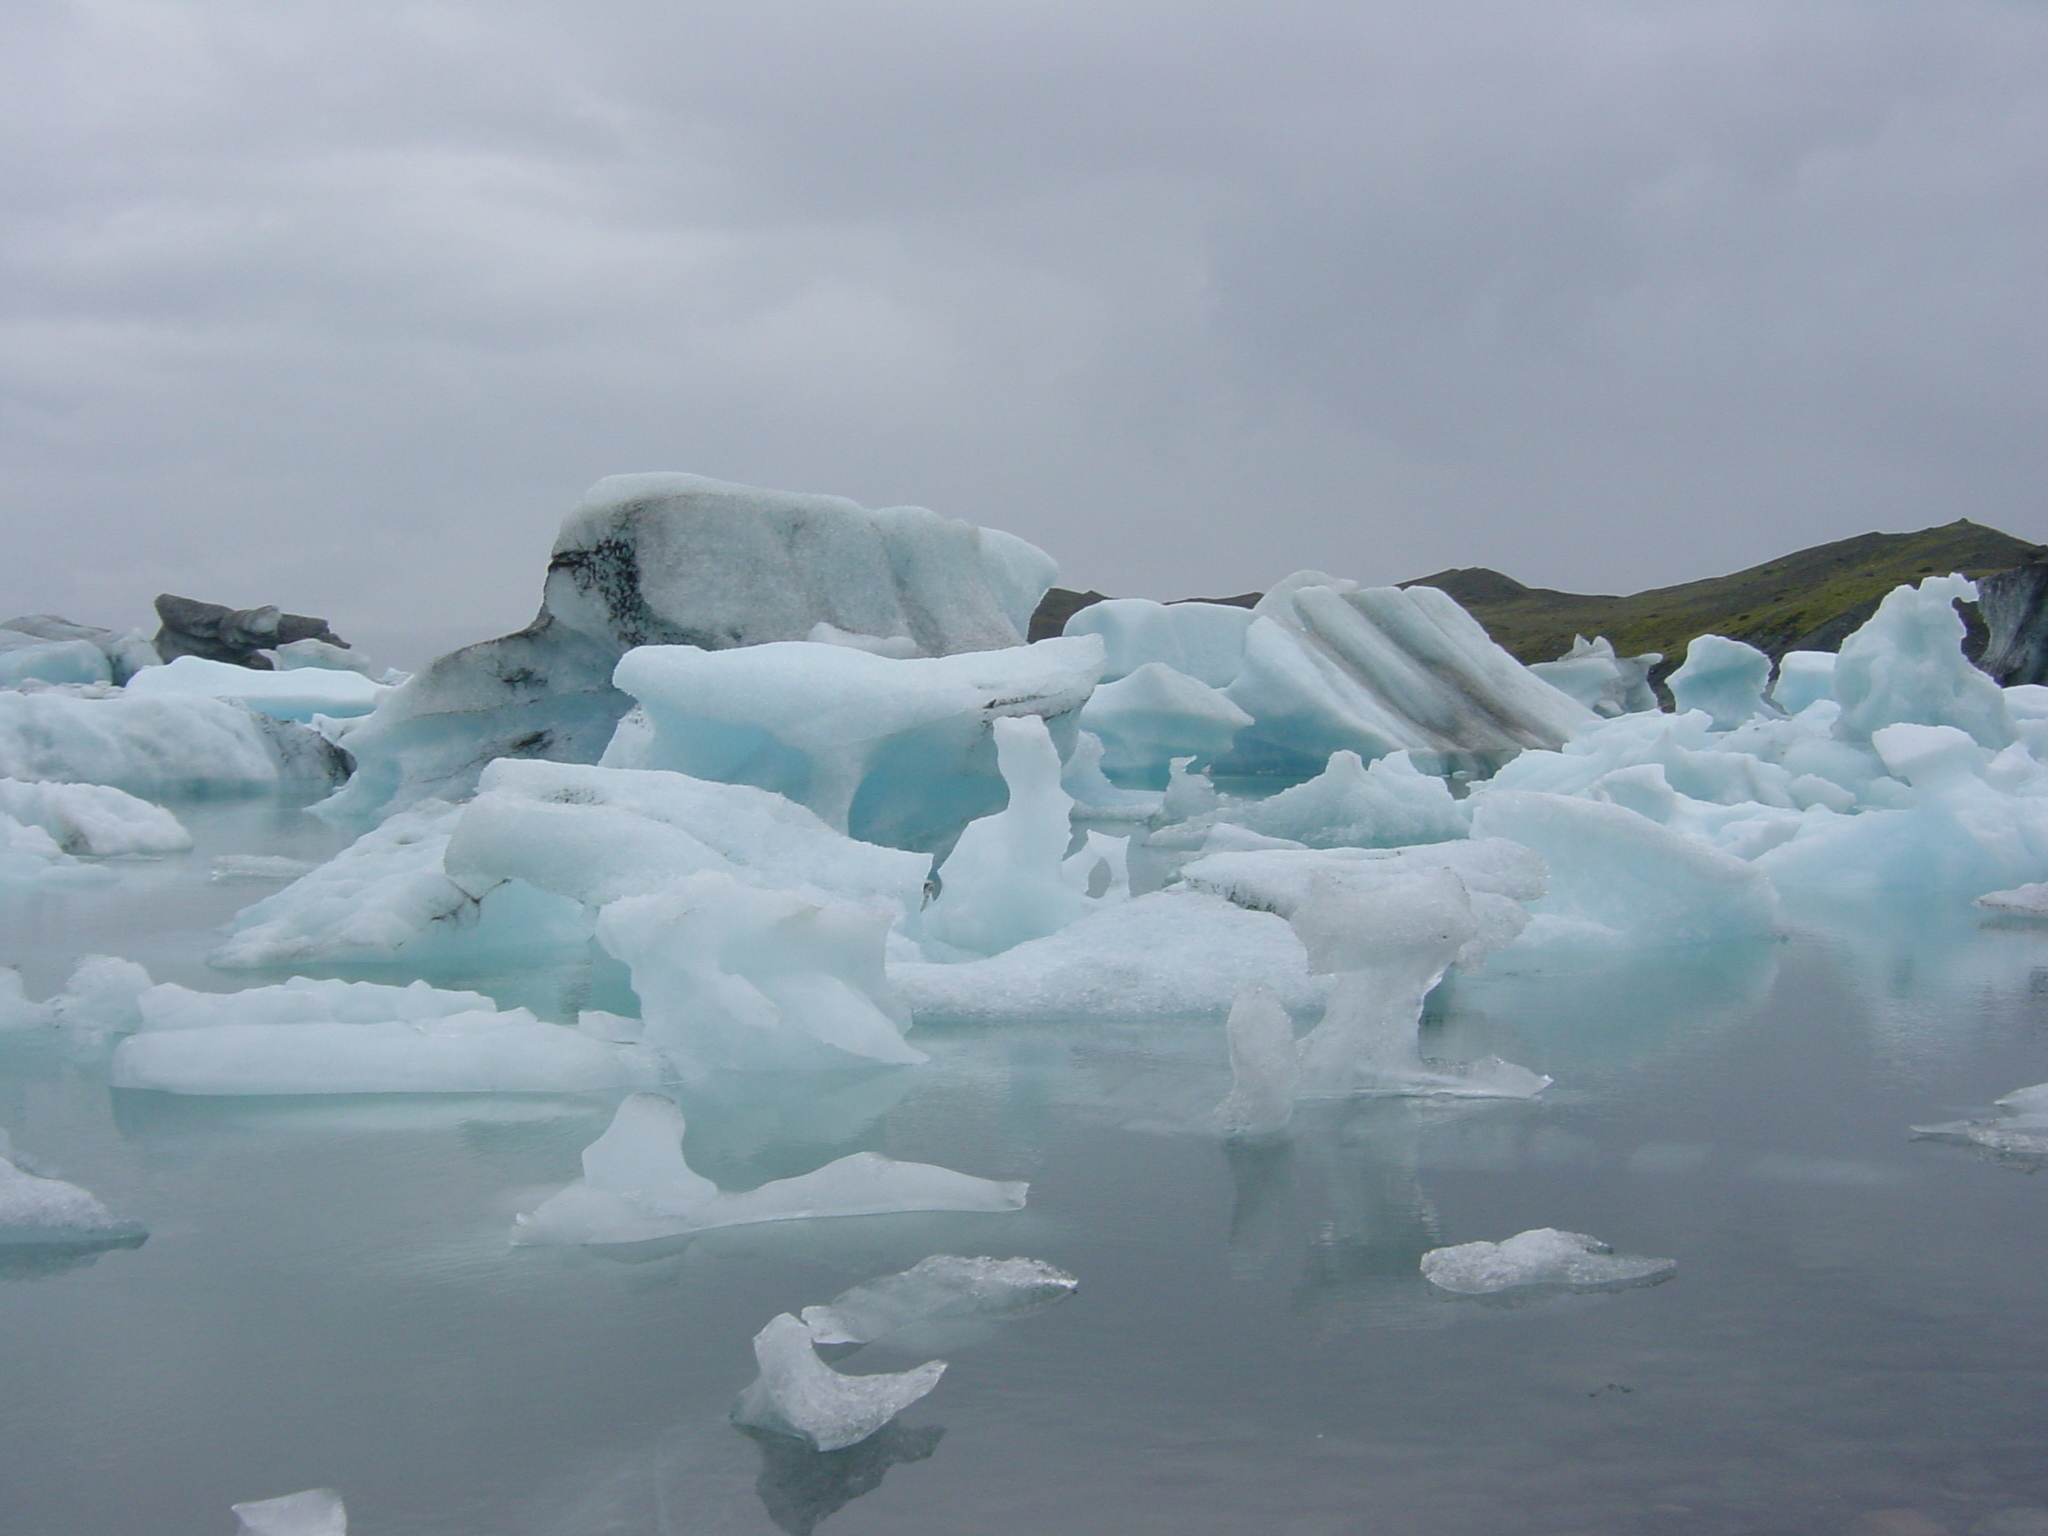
top-left (2, 0), bottom-right (2044, 663)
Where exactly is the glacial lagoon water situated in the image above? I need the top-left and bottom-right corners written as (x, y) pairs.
top-left (5, 802), bottom-right (2048, 1535)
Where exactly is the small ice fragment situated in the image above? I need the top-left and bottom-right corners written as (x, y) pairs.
top-left (1214, 983), bottom-right (1299, 1137)
top-left (210, 855), bottom-right (319, 882)
top-left (1913, 1080), bottom-right (2048, 1162)
top-left (733, 1312), bottom-right (946, 1451)
top-left (231, 1487), bottom-right (347, 1535)
top-left (1420, 1228), bottom-right (1676, 1296)
top-left (0, 1153), bottom-right (145, 1245)
top-left (799, 1255), bottom-right (1078, 1345)
top-left (1976, 882), bottom-right (2048, 916)
top-left (48, 954), bottom-right (153, 1032)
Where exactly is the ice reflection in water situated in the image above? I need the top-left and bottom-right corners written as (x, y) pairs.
top-left (742, 1422), bottom-right (945, 1536)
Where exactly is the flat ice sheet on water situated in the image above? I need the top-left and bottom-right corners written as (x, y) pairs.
top-left (1913, 1081), bottom-right (2048, 1161)
top-left (231, 1488), bottom-right (347, 1536)
top-left (1421, 1228), bottom-right (1676, 1296)
top-left (513, 1093), bottom-right (1026, 1245)
top-left (733, 1312), bottom-right (946, 1451)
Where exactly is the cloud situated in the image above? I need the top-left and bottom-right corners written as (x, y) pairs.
top-left (2, 0), bottom-right (2044, 661)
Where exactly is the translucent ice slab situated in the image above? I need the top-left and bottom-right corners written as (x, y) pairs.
top-left (733, 1312), bottom-right (947, 1451)
top-left (1421, 1228), bottom-right (1676, 1296)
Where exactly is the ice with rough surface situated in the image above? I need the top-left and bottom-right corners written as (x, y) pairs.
top-left (213, 800), bottom-right (588, 970)
top-left (47, 954), bottom-right (152, 1032)
top-left (0, 969), bottom-right (50, 1030)
top-left (1527, 636), bottom-right (1660, 717)
top-left (1668, 635), bottom-right (1776, 730)
top-left (0, 1152), bottom-right (144, 1244)
top-left (0, 776), bottom-right (191, 856)
top-left (1913, 1080), bottom-right (2048, 1160)
top-left (445, 758), bottom-right (928, 917)
top-left (0, 811), bottom-right (109, 886)
top-left (1170, 750), bottom-right (1468, 852)
top-left (1421, 1228), bottom-right (1677, 1295)
top-left (1977, 881), bottom-right (2048, 915)
top-left (1214, 984), bottom-right (1301, 1137)
top-left (596, 871), bottom-right (921, 1072)
top-left (513, 1093), bottom-right (1027, 1245)
top-left (1216, 574), bottom-right (1596, 774)
top-left (0, 689), bottom-right (345, 796)
top-left (922, 716), bottom-right (1123, 957)
top-left (800, 1255), bottom-right (1079, 1344)
top-left (4, 615), bottom-right (158, 684)
top-left (125, 655), bottom-right (387, 721)
top-left (609, 635), bottom-right (1103, 851)
top-left (231, 1488), bottom-right (347, 1536)
top-left (1831, 576), bottom-right (2012, 749)
top-left (733, 1312), bottom-right (947, 1451)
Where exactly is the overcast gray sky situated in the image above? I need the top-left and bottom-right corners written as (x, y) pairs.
top-left (4, 0), bottom-right (2045, 664)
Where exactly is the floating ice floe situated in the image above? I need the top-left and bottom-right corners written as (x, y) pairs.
top-left (799, 1255), bottom-right (1079, 1345)
top-left (513, 1093), bottom-right (1026, 1245)
top-left (733, 1312), bottom-right (948, 1451)
top-left (0, 811), bottom-right (112, 886)
top-left (0, 1140), bottom-right (145, 1247)
top-left (1976, 882), bottom-right (2048, 916)
top-left (231, 1487), bottom-right (347, 1536)
top-left (0, 689), bottom-right (346, 796)
top-left (1420, 1228), bottom-right (1676, 1297)
top-left (1913, 1081), bottom-right (2048, 1161)
top-left (0, 776), bottom-right (190, 856)
top-left (105, 973), bottom-right (655, 1095)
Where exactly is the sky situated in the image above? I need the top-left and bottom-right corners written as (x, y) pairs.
top-left (3, 0), bottom-right (2045, 666)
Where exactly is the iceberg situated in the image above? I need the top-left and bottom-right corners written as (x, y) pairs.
top-left (595, 871), bottom-right (922, 1072)
top-left (124, 655), bottom-right (387, 721)
top-left (0, 776), bottom-right (191, 857)
top-left (231, 1488), bottom-right (347, 1536)
top-left (512, 1093), bottom-right (1027, 1245)
top-left (1420, 1228), bottom-right (1676, 1296)
top-left (1667, 635), bottom-right (1776, 730)
top-left (921, 715), bottom-right (1123, 958)
top-left (0, 631), bottom-right (110, 687)
top-left (1155, 749), bottom-right (1468, 853)
top-left (212, 800), bottom-right (589, 970)
top-left (1075, 662), bottom-right (1252, 783)
top-left (1216, 574), bottom-right (1596, 775)
top-left (799, 1255), bottom-right (1079, 1345)
top-left (1527, 636), bottom-right (1660, 717)
top-left (1830, 575), bottom-right (2012, 749)
top-left (443, 758), bottom-right (929, 916)
top-left (0, 689), bottom-right (345, 797)
top-left (607, 634), bottom-right (1103, 853)
top-left (320, 474), bottom-right (1057, 820)
top-left (733, 1312), bottom-right (947, 1451)
top-left (3, 613), bottom-right (159, 684)
top-left (1061, 597), bottom-right (1254, 687)
top-left (0, 810), bottom-right (112, 886)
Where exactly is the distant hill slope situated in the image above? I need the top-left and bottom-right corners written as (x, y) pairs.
top-left (1402, 520), bottom-right (2044, 667)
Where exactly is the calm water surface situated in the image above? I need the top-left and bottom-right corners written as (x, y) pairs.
top-left (2, 802), bottom-right (2047, 1535)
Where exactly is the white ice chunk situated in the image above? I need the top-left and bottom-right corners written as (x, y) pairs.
top-left (799, 1255), bottom-right (1079, 1344)
top-left (444, 759), bottom-right (928, 916)
top-left (1218, 575), bottom-right (1596, 774)
top-left (1213, 983), bottom-right (1300, 1137)
top-left (610, 634), bottom-right (1103, 850)
top-left (1831, 575), bottom-right (2012, 749)
top-left (1913, 1080), bottom-right (2048, 1160)
top-left (806, 622), bottom-right (920, 658)
top-left (1421, 1228), bottom-right (1676, 1296)
top-left (1977, 881), bottom-right (2048, 915)
top-left (1075, 662), bottom-right (1252, 782)
top-left (1772, 650), bottom-right (1837, 715)
top-left (1171, 750), bottom-right (1468, 851)
top-left (48, 954), bottom-right (153, 1032)
top-left (0, 776), bottom-right (191, 856)
top-left (513, 1093), bottom-right (1026, 1245)
top-left (1527, 636), bottom-right (1660, 717)
top-left (1668, 635), bottom-right (1775, 729)
top-left (892, 889), bottom-right (1326, 1023)
top-left (922, 716), bottom-right (1119, 957)
top-left (0, 633), bottom-right (110, 687)
top-left (1062, 597), bottom-right (1254, 687)
top-left (596, 870), bottom-right (922, 1072)
top-left (0, 1153), bottom-right (143, 1244)
top-left (213, 800), bottom-right (588, 970)
top-left (125, 655), bottom-right (388, 722)
top-left (275, 637), bottom-right (379, 675)
top-left (0, 809), bottom-right (108, 886)
top-left (231, 1488), bottom-right (347, 1536)
top-left (733, 1312), bottom-right (947, 1451)
top-left (0, 968), bottom-right (52, 1031)
top-left (0, 689), bottom-right (343, 795)
top-left (1467, 791), bottom-right (1777, 949)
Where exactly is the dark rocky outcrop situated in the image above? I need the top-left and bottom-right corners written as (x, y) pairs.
top-left (153, 594), bottom-right (347, 669)
top-left (1976, 553), bottom-right (2048, 685)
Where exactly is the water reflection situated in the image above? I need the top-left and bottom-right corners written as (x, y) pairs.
top-left (0, 1230), bottom-right (146, 1282)
top-left (741, 1422), bottom-right (944, 1535)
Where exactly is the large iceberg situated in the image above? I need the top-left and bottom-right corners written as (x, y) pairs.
top-left (605, 635), bottom-right (1103, 853)
top-left (512, 1093), bottom-right (1027, 1245)
top-left (320, 475), bottom-right (1058, 821)
top-left (0, 690), bottom-right (346, 796)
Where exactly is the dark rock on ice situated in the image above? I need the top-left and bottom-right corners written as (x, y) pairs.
top-left (153, 594), bottom-right (348, 669)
